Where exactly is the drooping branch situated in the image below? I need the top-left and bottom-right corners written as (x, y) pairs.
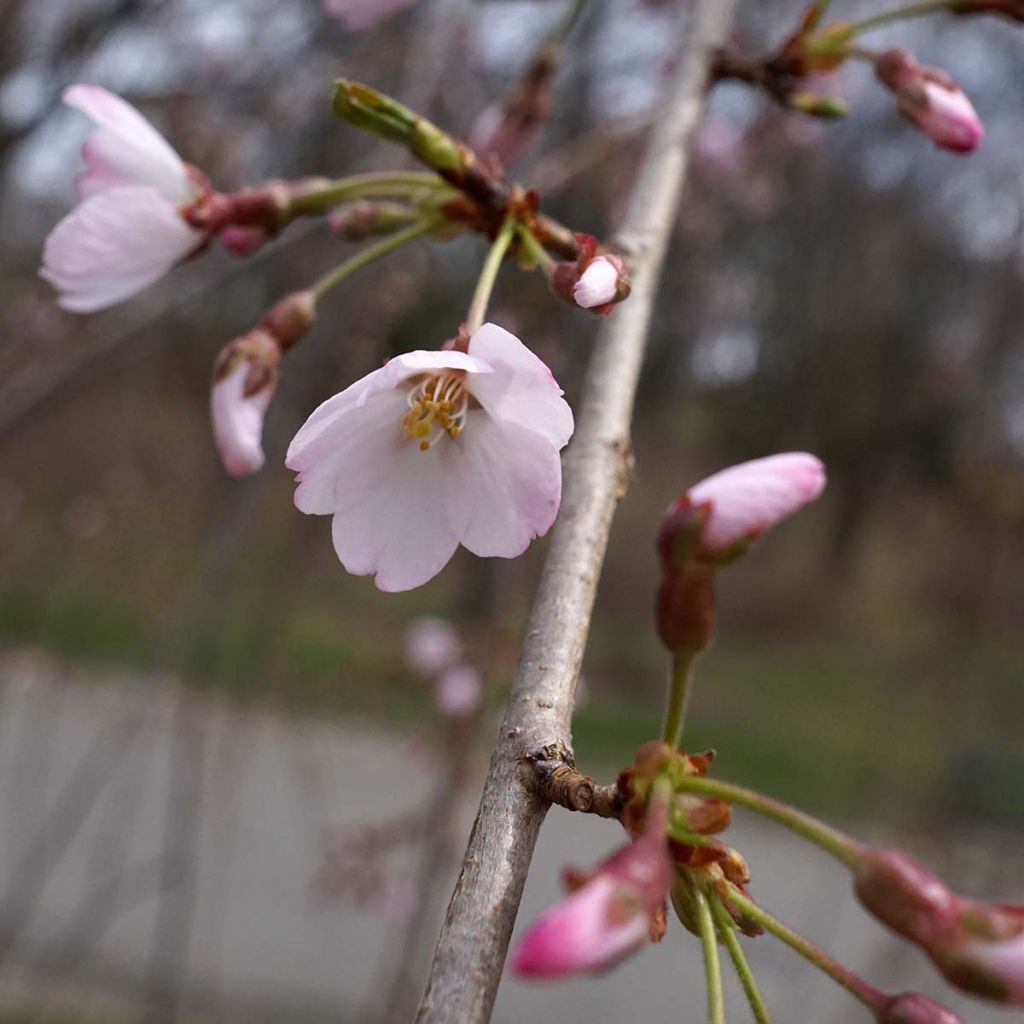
top-left (414, 3), bottom-right (738, 1021)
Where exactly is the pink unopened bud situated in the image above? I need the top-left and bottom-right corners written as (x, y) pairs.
top-left (877, 992), bottom-right (965, 1024)
top-left (210, 335), bottom-right (278, 478)
top-left (434, 664), bottom-right (481, 718)
top-left (403, 616), bottom-right (462, 677)
top-left (853, 847), bottom-right (959, 948)
top-left (511, 800), bottom-right (672, 978)
top-left (932, 903), bottom-right (1024, 1005)
top-left (875, 49), bottom-right (983, 153)
top-left (684, 452), bottom-right (826, 555)
top-left (220, 224), bottom-right (269, 256)
top-left (573, 257), bottom-right (620, 309)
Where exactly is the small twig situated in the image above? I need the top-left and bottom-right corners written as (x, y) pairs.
top-left (530, 759), bottom-right (621, 819)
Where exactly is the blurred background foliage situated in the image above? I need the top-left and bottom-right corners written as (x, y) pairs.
top-left (2, 0), bottom-right (1024, 822)
top-left (1, 2), bottom-right (1024, 1017)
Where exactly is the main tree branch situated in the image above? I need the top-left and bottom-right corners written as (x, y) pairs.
top-left (415, 4), bottom-right (738, 1021)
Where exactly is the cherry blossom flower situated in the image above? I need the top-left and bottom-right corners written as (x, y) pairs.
top-left (510, 802), bottom-right (672, 977)
top-left (685, 452), bottom-right (826, 553)
top-left (286, 323), bottom-right (573, 592)
top-left (41, 85), bottom-right (204, 312)
top-left (211, 361), bottom-right (274, 479)
top-left (877, 992), bottom-right (965, 1024)
top-left (875, 49), bottom-right (983, 154)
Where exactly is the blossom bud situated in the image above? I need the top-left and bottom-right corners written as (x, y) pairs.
top-left (210, 330), bottom-right (279, 478)
top-left (876, 992), bottom-right (965, 1024)
top-left (552, 234), bottom-right (630, 315)
top-left (434, 664), bottom-right (482, 718)
top-left (853, 846), bottom-right (959, 948)
top-left (875, 49), bottom-right (983, 153)
top-left (655, 454), bottom-right (825, 654)
top-left (262, 289), bottom-right (317, 351)
top-left (220, 224), bottom-right (270, 256)
top-left (511, 796), bottom-right (672, 977)
top-left (930, 902), bottom-right (1024, 1005)
top-left (329, 201), bottom-right (418, 240)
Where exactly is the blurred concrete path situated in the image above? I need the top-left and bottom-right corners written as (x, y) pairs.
top-left (0, 650), bottom-right (1015, 1023)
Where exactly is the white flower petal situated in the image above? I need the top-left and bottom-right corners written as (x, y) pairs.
top-left (573, 257), bottom-right (618, 308)
top-left (458, 415), bottom-right (563, 558)
top-left (465, 323), bottom-right (574, 450)
top-left (210, 364), bottom-right (271, 478)
top-left (41, 185), bottom-right (202, 312)
top-left (286, 348), bottom-right (490, 472)
top-left (64, 84), bottom-right (192, 202)
top-left (330, 440), bottom-right (471, 592)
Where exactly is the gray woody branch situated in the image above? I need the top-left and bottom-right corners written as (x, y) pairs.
top-left (415, 3), bottom-right (738, 1021)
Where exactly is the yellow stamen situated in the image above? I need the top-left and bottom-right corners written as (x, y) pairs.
top-left (403, 371), bottom-right (469, 451)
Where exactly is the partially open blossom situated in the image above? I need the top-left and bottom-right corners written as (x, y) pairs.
top-left (573, 257), bottom-right (620, 309)
top-left (552, 234), bottom-right (630, 315)
top-left (877, 992), bottom-right (965, 1024)
top-left (210, 290), bottom-right (317, 478)
top-left (286, 323), bottom-right (573, 592)
top-left (875, 49), bottom-right (983, 153)
top-left (682, 452), bottom-right (826, 555)
top-left (41, 85), bottom-right (205, 312)
top-left (434, 665), bottom-right (482, 718)
top-left (511, 798), bottom-right (672, 977)
top-left (404, 616), bottom-right (462, 677)
top-left (656, 453), bottom-right (825, 654)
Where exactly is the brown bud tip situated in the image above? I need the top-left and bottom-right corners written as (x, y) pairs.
top-left (262, 290), bottom-right (317, 350)
top-left (878, 992), bottom-right (965, 1024)
top-left (853, 847), bottom-right (958, 947)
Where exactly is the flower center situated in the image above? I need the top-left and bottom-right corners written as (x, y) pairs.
top-left (402, 372), bottom-right (469, 451)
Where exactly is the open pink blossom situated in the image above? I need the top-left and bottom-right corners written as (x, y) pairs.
top-left (41, 85), bottom-right (204, 312)
top-left (686, 452), bottom-right (826, 552)
top-left (286, 323), bottom-right (573, 592)
top-left (511, 807), bottom-right (672, 977)
top-left (211, 362), bottom-right (273, 478)
top-left (573, 257), bottom-right (620, 309)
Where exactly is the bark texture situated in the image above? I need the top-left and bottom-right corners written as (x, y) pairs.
top-left (415, 4), bottom-right (738, 1020)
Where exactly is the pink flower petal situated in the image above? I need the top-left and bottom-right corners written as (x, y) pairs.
top-left (64, 84), bottom-right (192, 202)
top-left (210, 364), bottom-right (271, 478)
top-left (40, 185), bottom-right (202, 312)
top-left (466, 323), bottom-right (574, 450)
top-left (457, 414), bottom-right (563, 558)
top-left (687, 452), bottom-right (826, 551)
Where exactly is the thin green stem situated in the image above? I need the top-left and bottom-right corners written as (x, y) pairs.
top-left (671, 776), bottom-right (863, 867)
top-left (697, 890), bottom-right (726, 1024)
top-left (289, 172), bottom-right (450, 215)
top-left (726, 888), bottom-right (885, 1013)
top-left (709, 895), bottom-right (772, 1024)
top-left (516, 224), bottom-right (556, 272)
top-left (465, 216), bottom-right (518, 334)
top-left (848, 0), bottom-right (960, 34)
top-left (311, 215), bottom-right (443, 300)
top-left (661, 650), bottom-right (695, 749)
